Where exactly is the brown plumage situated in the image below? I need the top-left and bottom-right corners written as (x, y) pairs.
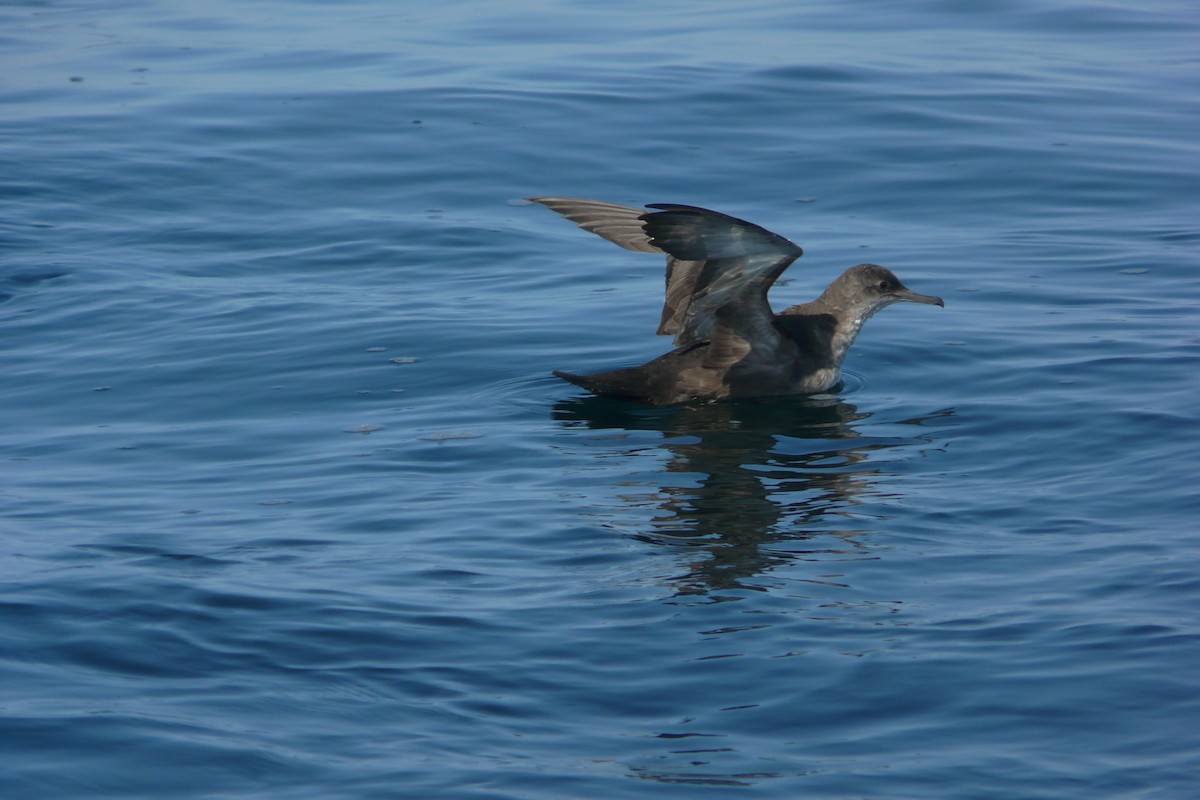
top-left (531, 198), bottom-right (943, 405)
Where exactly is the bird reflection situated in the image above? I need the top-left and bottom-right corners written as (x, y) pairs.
top-left (553, 394), bottom-right (946, 596)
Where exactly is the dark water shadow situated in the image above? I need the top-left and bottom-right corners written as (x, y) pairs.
top-left (0, 268), bottom-right (69, 304)
top-left (554, 393), bottom-right (948, 597)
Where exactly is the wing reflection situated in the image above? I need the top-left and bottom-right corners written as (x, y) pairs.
top-left (553, 395), bottom-right (945, 596)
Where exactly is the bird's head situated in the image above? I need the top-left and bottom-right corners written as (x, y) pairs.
top-left (828, 264), bottom-right (944, 317)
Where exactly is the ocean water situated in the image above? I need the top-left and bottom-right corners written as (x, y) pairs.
top-left (2, 1), bottom-right (1198, 798)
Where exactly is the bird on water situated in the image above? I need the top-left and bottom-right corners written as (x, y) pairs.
top-left (530, 198), bottom-right (943, 406)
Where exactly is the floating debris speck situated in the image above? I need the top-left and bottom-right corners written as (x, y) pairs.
top-left (390, 357), bottom-right (420, 365)
top-left (420, 431), bottom-right (484, 442)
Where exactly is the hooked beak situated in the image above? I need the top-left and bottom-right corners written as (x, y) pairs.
top-left (893, 287), bottom-right (944, 307)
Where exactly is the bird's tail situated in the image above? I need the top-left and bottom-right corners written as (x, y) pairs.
top-left (553, 369), bottom-right (647, 400)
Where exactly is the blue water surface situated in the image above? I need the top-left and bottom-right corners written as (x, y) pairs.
top-left (3, 1), bottom-right (1198, 798)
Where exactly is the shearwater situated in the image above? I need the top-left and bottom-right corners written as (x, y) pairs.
top-left (531, 198), bottom-right (943, 405)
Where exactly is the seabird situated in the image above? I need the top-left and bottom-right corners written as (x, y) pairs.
top-left (531, 198), bottom-right (943, 405)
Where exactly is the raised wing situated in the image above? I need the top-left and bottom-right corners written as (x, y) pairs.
top-left (529, 197), bottom-right (705, 339)
top-left (527, 197), bottom-right (658, 253)
top-left (639, 204), bottom-right (804, 349)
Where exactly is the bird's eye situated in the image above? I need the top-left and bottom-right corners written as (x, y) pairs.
top-left (877, 280), bottom-right (889, 291)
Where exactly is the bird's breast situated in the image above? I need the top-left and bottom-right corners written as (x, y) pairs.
top-left (794, 365), bottom-right (841, 394)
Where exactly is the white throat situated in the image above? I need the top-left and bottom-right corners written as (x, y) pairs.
top-left (830, 301), bottom-right (891, 367)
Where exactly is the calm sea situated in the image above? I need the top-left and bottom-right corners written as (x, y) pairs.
top-left (3, 1), bottom-right (1198, 798)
